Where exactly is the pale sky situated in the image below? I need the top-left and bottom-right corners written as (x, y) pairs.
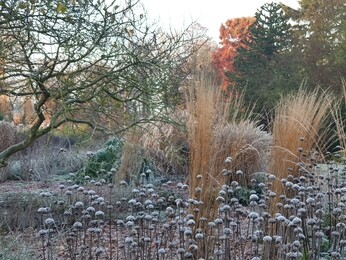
top-left (140, 0), bottom-right (300, 42)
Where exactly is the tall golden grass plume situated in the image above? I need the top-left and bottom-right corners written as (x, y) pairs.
top-left (185, 73), bottom-right (215, 204)
top-left (116, 129), bottom-right (143, 183)
top-left (186, 72), bottom-right (271, 223)
top-left (269, 87), bottom-right (334, 212)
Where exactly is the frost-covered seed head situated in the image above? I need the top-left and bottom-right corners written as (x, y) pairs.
top-left (248, 212), bottom-right (259, 219)
top-left (95, 211), bottom-right (105, 218)
top-left (120, 180), bottom-right (127, 186)
top-left (73, 221), bottom-right (83, 229)
top-left (158, 248), bottom-right (166, 254)
top-left (65, 190), bottom-right (72, 196)
top-left (236, 170), bottom-right (243, 176)
top-left (75, 201), bottom-right (84, 208)
top-left (195, 233), bottom-right (204, 240)
top-left (187, 219), bottom-right (196, 226)
top-left (86, 206), bottom-right (95, 213)
top-left (315, 231), bottom-right (324, 238)
top-left (263, 236), bottom-right (272, 243)
top-left (177, 248), bottom-right (185, 254)
top-left (249, 194), bottom-right (259, 201)
top-left (269, 191), bottom-right (276, 197)
top-left (125, 237), bottom-right (133, 244)
top-left (38, 229), bottom-right (47, 236)
top-left (45, 218), bottom-right (55, 226)
top-left (214, 218), bottom-right (223, 225)
top-left (293, 240), bottom-right (301, 247)
top-left (225, 157), bottom-right (232, 163)
top-left (184, 229), bottom-right (192, 236)
top-left (223, 228), bottom-right (232, 236)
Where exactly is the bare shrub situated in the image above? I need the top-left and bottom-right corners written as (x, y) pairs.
top-left (1, 134), bottom-right (84, 181)
top-left (20, 137), bottom-right (84, 180)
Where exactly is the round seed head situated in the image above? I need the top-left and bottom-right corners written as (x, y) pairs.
top-left (45, 218), bottom-right (55, 226)
top-left (95, 210), bottom-right (105, 218)
top-left (263, 235), bottom-right (272, 242)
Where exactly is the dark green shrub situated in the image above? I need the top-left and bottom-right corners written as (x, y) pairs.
top-left (77, 137), bottom-right (123, 180)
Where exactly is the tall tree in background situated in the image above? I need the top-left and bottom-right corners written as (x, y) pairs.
top-left (212, 17), bottom-right (255, 91)
top-left (0, 0), bottom-right (202, 165)
top-left (227, 2), bottom-right (302, 114)
top-left (289, 0), bottom-right (346, 89)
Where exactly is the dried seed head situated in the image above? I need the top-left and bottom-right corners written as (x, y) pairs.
top-left (45, 218), bottom-right (55, 226)
top-left (250, 194), bottom-right (259, 201)
top-left (73, 221), bottom-right (83, 229)
top-left (195, 233), bottom-right (204, 240)
top-left (225, 157), bottom-right (232, 163)
top-left (95, 211), bottom-right (105, 218)
top-left (75, 201), bottom-right (84, 209)
top-left (158, 248), bottom-right (166, 254)
top-left (38, 229), bottom-right (48, 236)
top-left (263, 236), bottom-right (272, 243)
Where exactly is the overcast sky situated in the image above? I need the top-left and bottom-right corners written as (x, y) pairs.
top-left (140, 0), bottom-right (300, 42)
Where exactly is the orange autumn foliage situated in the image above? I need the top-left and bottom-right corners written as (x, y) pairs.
top-left (212, 17), bottom-right (255, 91)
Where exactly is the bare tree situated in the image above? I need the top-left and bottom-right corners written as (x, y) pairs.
top-left (0, 0), bottom-right (203, 165)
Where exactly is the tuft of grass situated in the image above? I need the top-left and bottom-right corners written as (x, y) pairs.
top-left (332, 79), bottom-right (346, 156)
top-left (116, 130), bottom-right (144, 183)
top-left (140, 111), bottom-right (189, 176)
top-left (211, 121), bottom-right (271, 186)
top-left (269, 87), bottom-right (334, 210)
top-left (186, 72), bottom-right (216, 224)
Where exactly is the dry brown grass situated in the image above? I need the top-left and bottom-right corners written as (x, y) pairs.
top-left (332, 79), bottom-right (346, 155)
top-left (186, 74), bottom-right (215, 205)
top-left (0, 95), bottom-right (12, 120)
top-left (0, 121), bottom-right (17, 153)
top-left (186, 72), bottom-right (271, 222)
top-left (116, 130), bottom-right (143, 183)
top-left (0, 121), bottom-right (19, 181)
top-left (140, 111), bottom-right (188, 176)
top-left (211, 121), bottom-right (271, 186)
top-left (269, 88), bottom-right (334, 211)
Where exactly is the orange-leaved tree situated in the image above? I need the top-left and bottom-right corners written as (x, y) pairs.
top-left (212, 17), bottom-right (255, 92)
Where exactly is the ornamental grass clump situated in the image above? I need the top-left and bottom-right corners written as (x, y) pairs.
top-left (116, 130), bottom-right (144, 183)
top-left (269, 88), bottom-right (334, 211)
top-left (332, 79), bottom-right (346, 161)
top-left (140, 111), bottom-right (189, 176)
top-left (186, 72), bottom-right (271, 223)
